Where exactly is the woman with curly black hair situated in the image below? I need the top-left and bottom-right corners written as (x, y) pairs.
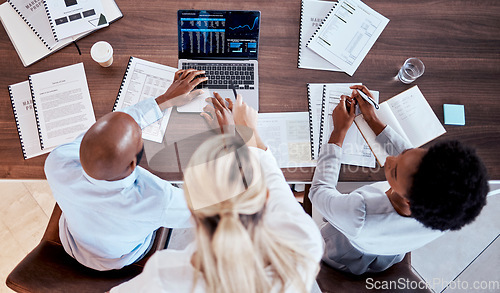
top-left (310, 85), bottom-right (489, 275)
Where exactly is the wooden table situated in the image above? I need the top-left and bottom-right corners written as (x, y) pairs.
top-left (1, 0), bottom-right (499, 181)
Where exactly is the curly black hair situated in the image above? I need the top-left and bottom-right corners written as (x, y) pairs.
top-left (409, 140), bottom-right (489, 231)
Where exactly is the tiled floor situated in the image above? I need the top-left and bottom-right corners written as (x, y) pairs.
top-left (1, 180), bottom-right (499, 293)
top-left (0, 180), bottom-right (55, 293)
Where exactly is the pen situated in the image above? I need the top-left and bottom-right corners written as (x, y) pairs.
top-left (230, 81), bottom-right (238, 99)
top-left (356, 89), bottom-right (379, 109)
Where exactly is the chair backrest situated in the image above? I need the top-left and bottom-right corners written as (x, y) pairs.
top-left (316, 254), bottom-right (432, 293)
top-left (6, 204), bottom-right (170, 293)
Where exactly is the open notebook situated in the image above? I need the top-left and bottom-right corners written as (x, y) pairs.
top-left (354, 86), bottom-right (446, 166)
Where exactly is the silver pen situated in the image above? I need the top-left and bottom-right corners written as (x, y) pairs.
top-left (356, 89), bottom-right (379, 109)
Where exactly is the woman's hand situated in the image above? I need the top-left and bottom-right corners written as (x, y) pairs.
top-left (329, 95), bottom-right (356, 147)
top-left (200, 92), bottom-right (234, 134)
top-left (350, 85), bottom-right (386, 135)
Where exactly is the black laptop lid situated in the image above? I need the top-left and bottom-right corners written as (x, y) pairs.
top-left (178, 10), bottom-right (260, 60)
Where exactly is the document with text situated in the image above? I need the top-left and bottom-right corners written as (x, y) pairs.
top-left (307, 0), bottom-right (389, 76)
top-left (354, 86), bottom-right (446, 166)
top-left (320, 83), bottom-right (378, 168)
top-left (29, 62), bottom-right (95, 149)
top-left (8, 80), bottom-right (54, 159)
top-left (257, 112), bottom-right (316, 168)
top-left (113, 57), bottom-right (178, 143)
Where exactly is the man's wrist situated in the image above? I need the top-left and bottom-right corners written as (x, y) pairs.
top-left (156, 93), bottom-right (176, 111)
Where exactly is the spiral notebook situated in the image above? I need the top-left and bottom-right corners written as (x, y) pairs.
top-left (43, 0), bottom-right (108, 41)
top-left (0, 0), bottom-right (122, 66)
top-left (8, 63), bottom-right (95, 159)
top-left (7, 0), bottom-right (58, 50)
top-left (298, 0), bottom-right (341, 71)
top-left (8, 81), bottom-right (54, 159)
top-left (307, 82), bottom-right (377, 167)
top-left (113, 57), bottom-right (178, 143)
top-left (307, 83), bottom-right (325, 160)
top-left (306, 0), bottom-right (389, 76)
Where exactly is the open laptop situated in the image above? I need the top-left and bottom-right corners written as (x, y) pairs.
top-left (177, 10), bottom-right (260, 112)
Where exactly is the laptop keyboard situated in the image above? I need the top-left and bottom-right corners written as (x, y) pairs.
top-left (181, 63), bottom-right (255, 90)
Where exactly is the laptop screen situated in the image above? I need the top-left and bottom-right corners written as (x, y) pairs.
top-left (178, 10), bottom-right (260, 60)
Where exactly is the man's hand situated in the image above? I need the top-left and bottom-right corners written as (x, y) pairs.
top-left (329, 95), bottom-right (355, 147)
top-left (156, 69), bottom-right (208, 110)
top-left (350, 85), bottom-right (386, 135)
top-left (200, 92), bottom-right (234, 134)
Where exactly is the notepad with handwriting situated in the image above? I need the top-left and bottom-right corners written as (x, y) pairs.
top-left (354, 86), bottom-right (446, 166)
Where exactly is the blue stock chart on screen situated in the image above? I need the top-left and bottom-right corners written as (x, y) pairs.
top-left (178, 10), bottom-right (260, 59)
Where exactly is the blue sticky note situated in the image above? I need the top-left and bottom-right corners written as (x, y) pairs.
top-left (443, 104), bottom-right (465, 125)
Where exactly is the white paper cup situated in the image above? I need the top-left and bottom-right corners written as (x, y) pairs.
top-left (91, 41), bottom-right (113, 67)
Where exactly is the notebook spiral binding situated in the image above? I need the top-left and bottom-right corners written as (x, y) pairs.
top-left (306, 4), bottom-right (337, 47)
top-left (8, 85), bottom-right (28, 159)
top-left (43, 0), bottom-right (58, 42)
top-left (307, 84), bottom-right (315, 159)
top-left (297, 0), bottom-right (306, 68)
top-left (317, 85), bottom-right (327, 155)
top-left (28, 76), bottom-right (45, 150)
top-left (7, 0), bottom-right (52, 50)
top-left (113, 56), bottom-right (135, 111)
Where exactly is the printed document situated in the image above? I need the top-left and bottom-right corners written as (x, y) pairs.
top-left (257, 112), bottom-right (316, 168)
top-left (114, 57), bottom-right (178, 143)
top-left (29, 63), bottom-right (95, 149)
top-left (321, 83), bottom-right (378, 168)
top-left (307, 0), bottom-right (389, 76)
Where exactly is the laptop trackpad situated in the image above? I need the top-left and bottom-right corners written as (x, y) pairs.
top-left (176, 89), bottom-right (235, 113)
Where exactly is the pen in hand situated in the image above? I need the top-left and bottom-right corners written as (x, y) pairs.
top-left (356, 89), bottom-right (379, 109)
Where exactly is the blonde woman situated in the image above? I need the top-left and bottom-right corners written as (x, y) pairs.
top-left (111, 94), bottom-right (323, 293)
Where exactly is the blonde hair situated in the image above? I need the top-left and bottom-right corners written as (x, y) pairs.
top-left (183, 135), bottom-right (314, 293)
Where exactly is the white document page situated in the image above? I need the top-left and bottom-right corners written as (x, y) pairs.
top-left (114, 57), bottom-right (178, 143)
top-left (44, 0), bottom-right (108, 40)
top-left (354, 102), bottom-right (410, 167)
top-left (321, 83), bottom-right (377, 168)
top-left (298, 0), bottom-right (340, 71)
top-left (29, 63), bottom-right (95, 149)
top-left (307, 83), bottom-right (325, 160)
top-left (307, 0), bottom-right (389, 76)
top-left (9, 81), bottom-right (54, 159)
top-left (386, 86), bottom-right (446, 147)
top-left (7, 0), bottom-right (60, 49)
top-left (257, 112), bottom-right (316, 168)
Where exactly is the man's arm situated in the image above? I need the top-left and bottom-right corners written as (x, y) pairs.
top-left (120, 69), bottom-right (207, 129)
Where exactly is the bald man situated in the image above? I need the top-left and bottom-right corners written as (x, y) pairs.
top-left (44, 69), bottom-right (207, 271)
